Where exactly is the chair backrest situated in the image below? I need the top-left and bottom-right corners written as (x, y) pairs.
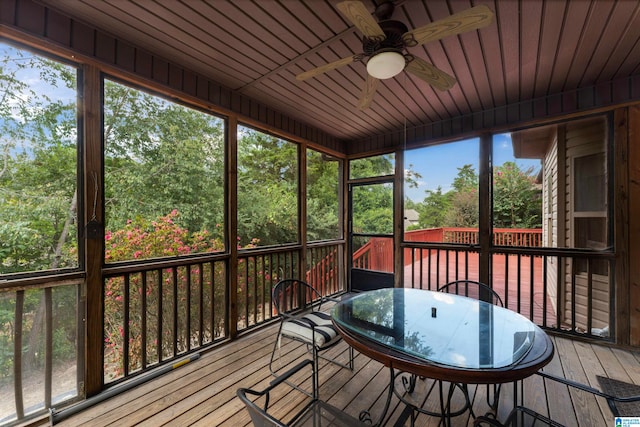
top-left (237, 388), bottom-right (287, 427)
top-left (537, 370), bottom-right (640, 418)
top-left (272, 279), bottom-right (323, 316)
top-left (237, 359), bottom-right (316, 427)
top-left (438, 280), bottom-right (504, 307)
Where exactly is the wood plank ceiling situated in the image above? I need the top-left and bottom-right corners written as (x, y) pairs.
top-left (36, 0), bottom-right (640, 143)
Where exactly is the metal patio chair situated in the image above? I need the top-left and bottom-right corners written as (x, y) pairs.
top-left (474, 406), bottom-right (563, 426)
top-left (399, 280), bottom-right (506, 425)
top-left (391, 281), bottom-right (505, 426)
top-left (536, 370), bottom-right (640, 419)
top-left (437, 279), bottom-right (504, 306)
top-left (438, 279), bottom-right (504, 413)
top-left (475, 371), bottom-right (640, 426)
top-left (269, 279), bottom-right (354, 395)
top-left (238, 359), bottom-right (368, 427)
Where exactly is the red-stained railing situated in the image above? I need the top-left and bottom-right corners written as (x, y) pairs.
top-left (353, 228), bottom-right (543, 270)
top-left (352, 237), bottom-right (394, 272)
top-left (441, 227), bottom-right (543, 247)
top-left (306, 243), bottom-right (343, 296)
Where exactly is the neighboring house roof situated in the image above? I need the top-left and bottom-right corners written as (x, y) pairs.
top-left (404, 209), bottom-right (419, 229)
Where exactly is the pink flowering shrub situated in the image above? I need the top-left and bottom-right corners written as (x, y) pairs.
top-left (102, 211), bottom-right (289, 380)
top-left (103, 211), bottom-right (228, 379)
top-left (105, 210), bottom-right (224, 262)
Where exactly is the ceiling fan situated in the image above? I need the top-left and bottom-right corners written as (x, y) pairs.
top-left (296, 1), bottom-right (494, 109)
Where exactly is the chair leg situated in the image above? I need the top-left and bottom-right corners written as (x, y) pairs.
top-left (312, 346), bottom-right (320, 397)
top-left (269, 334), bottom-right (316, 398)
top-left (349, 346), bottom-right (354, 370)
top-left (268, 330), bottom-right (282, 377)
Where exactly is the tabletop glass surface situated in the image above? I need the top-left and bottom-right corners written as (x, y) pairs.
top-left (332, 288), bottom-right (537, 369)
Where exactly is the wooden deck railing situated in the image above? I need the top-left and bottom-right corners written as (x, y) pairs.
top-left (354, 227), bottom-right (544, 271)
top-left (0, 279), bottom-right (82, 425)
top-left (306, 242), bottom-right (343, 297)
top-left (402, 244), bottom-right (614, 340)
top-left (354, 227), bottom-right (612, 344)
top-left (102, 258), bottom-right (229, 383)
top-left (98, 242), bottom-right (344, 388)
top-left (351, 237), bottom-right (393, 271)
top-left (2, 242), bottom-right (338, 424)
top-left (4, 231), bottom-right (612, 426)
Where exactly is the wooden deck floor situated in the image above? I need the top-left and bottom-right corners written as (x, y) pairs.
top-left (404, 252), bottom-right (557, 327)
top-left (51, 319), bottom-right (640, 427)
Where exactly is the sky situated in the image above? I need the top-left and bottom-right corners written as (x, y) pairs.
top-left (404, 134), bottom-right (542, 202)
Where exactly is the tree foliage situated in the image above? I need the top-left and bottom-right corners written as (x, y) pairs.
top-left (306, 150), bottom-right (339, 241)
top-left (237, 127), bottom-right (298, 246)
top-left (493, 162), bottom-right (541, 228)
top-left (350, 155), bottom-right (395, 235)
top-left (1, 46), bottom-right (78, 274)
top-left (415, 162), bottom-right (540, 229)
top-left (104, 81), bottom-right (225, 243)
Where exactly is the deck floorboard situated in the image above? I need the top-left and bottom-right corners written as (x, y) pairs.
top-left (52, 321), bottom-right (639, 427)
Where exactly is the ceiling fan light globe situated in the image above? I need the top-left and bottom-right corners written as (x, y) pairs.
top-left (366, 51), bottom-right (405, 79)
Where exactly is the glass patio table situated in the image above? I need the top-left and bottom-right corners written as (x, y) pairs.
top-left (331, 288), bottom-right (555, 425)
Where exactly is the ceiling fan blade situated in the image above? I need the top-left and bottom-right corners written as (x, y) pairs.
top-left (337, 1), bottom-right (385, 38)
top-left (296, 56), bottom-right (356, 81)
top-left (358, 75), bottom-right (379, 110)
top-left (404, 5), bottom-right (494, 46)
top-left (405, 57), bottom-right (456, 91)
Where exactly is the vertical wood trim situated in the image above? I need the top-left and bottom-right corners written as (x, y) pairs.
top-left (82, 64), bottom-right (104, 396)
top-left (556, 125), bottom-right (567, 324)
top-left (613, 107), bottom-right (630, 342)
top-left (14, 291), bottom-right (24, 418)
top-left (299, 144), bottom-right (307, 281)
top-left (44, 287), bottom-right (53, 407)
top-left (344, 161), bottom-right (351, 291)
top-left (338, 157), bottom-right (347, 291)
top-left (479, 134), bottom-right (492, 286)
top-left (394, 148), bottom-right (404, 288)
top-left (627, 106), bottom-right (640, 345)
top-left (227, 116), bottom-right (238, 339)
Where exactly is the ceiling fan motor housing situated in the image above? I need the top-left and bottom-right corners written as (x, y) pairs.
top-left (362, 20), bottom-right (408, 56)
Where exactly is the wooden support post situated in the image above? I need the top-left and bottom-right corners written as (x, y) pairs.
top-left (228, 116), bottom-right (239, 339)
top-left (83, 64), bottom-right (104, 397)
top-left (479, 133), bottom-right (492, 287)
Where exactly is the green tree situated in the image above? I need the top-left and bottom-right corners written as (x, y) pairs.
top-left (493, 162), bottom-right (541, 228)
top-left (350, 155), bottom-right (396, 236)
top-left (445, 190), bottom-right (479, 227)
top-left (307, 150), bottom-right (339, 241)
top-left (0, 46), bottom-right (78, 274)
top-left (350, 154), bottom-right (394, 178)
top-left (0, 44), bottom-right (79, 379)
top-left (417, 186), bottom-right (451, 228)
top-left (103, 81), bottom-right (225, 242)
top-left (444, 164), bottom-right (479, 227)
top-left (452, 164), bottom-right (478, 192)
top-left (237, 128), bottom-right (298, 246)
